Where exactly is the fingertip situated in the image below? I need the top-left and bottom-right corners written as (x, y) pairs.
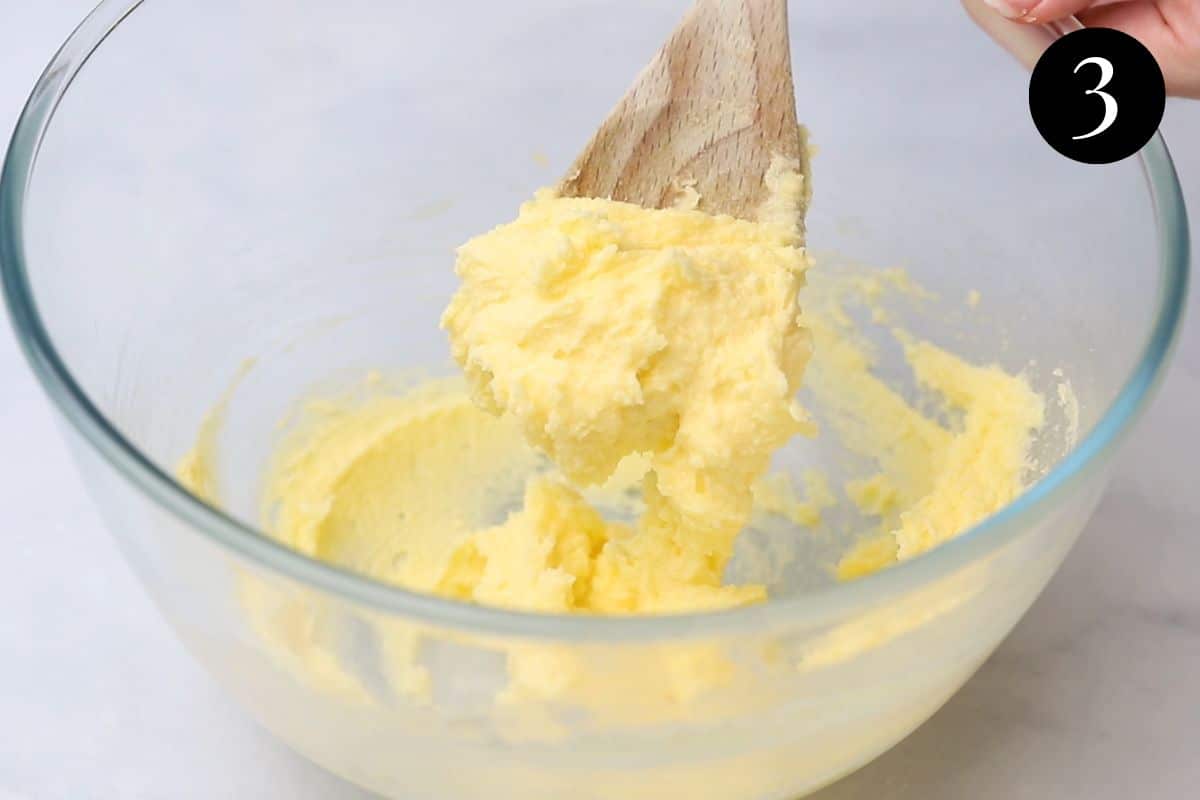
top-left (1079, 4), bottom-right (1200, 98)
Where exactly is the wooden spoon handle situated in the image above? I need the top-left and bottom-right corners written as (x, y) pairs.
top-left (560, 0), bottom-right (808, 222)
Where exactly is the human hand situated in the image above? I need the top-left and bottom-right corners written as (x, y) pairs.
top-left (980, 0), bottom-right (1200, 97)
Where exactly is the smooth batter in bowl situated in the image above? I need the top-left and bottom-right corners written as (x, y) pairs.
top-left (1, 2), bottom-right (1188, 798)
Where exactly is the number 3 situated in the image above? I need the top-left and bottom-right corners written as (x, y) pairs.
top-left (1072, 56), bottom-right (1118, 140)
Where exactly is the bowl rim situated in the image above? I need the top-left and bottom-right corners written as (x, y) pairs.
top-left (1, 0), bottom-right (1190, 642)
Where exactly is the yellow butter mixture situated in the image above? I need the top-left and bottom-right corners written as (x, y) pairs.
top-left (435, 160), bottom-right (812, 612)
top-left (181, 165), bottom-right (1052, 623)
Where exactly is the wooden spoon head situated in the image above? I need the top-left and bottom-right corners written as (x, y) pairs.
top-left (559, 0), bottom-right (809, 231)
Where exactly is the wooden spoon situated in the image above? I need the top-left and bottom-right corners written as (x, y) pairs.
top-left (559, 0), bottom-right (809, 227)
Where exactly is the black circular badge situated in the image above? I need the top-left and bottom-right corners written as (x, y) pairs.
top-left (1029, 27), bottom-right (1165, 164)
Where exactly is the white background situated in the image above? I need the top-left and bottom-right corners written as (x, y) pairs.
top-left (2, 2), bottom-right (1198, 798)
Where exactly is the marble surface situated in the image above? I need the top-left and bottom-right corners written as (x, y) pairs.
top-left (1, 3), bottom-right (1197, 798)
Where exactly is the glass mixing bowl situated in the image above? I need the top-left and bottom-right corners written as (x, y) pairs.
top-left (1, 1), bottom-right (1188, 798)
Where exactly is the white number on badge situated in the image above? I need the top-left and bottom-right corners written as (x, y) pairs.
top-left (1072, 56), bottom-right (1118, 141)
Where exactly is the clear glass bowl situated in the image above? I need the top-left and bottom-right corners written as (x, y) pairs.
top-left (1, 2), bottom-right (1188, 798)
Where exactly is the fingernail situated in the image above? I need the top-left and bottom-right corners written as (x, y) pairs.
top-left (983, 0), bottom-right (1039, 20)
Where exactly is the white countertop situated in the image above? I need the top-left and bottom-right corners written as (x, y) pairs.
top-left (2, 3), bottom-right (1198, 798)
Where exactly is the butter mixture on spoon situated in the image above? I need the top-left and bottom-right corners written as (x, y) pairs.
top-left (440, 159), bottom-right (813, 612)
